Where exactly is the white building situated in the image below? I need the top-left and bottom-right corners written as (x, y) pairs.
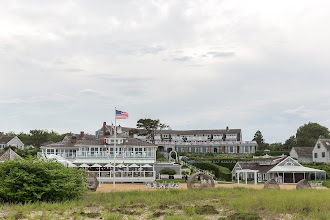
top-left (95, 124), bottom-right (258, 154)
top-left (289, 147), bottom-right (313, 163)
top-left (40, 131), bottom-right (157, 183)
top-left (232, 156), bottom-right (326, 184)
top-left (0, 133), bottom-right (25, 151)
top-left (312, 139), bottom-right (330, 164)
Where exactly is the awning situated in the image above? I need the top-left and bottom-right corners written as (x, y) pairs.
top-left (268, 166), bottom-right (326, 173)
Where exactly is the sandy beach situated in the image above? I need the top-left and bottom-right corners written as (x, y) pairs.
top-left (96, 183), bottom-right (327, 192)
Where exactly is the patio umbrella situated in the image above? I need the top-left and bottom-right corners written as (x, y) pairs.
top-left (79, 163), bottom-right (90, 168)
top-left (104, 163), bottom-right (113, 167)
top-left (116, 164), bottom-right (126, 168)
top-left (142, 164), bottom-right (152, 168)
top-left (91, 164), bottom-right (102, 168)
top-left (129, 164), bottom-right (139, 168)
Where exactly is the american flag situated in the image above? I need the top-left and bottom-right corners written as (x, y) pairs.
top-left (116, 110), bottom-right (128, 119)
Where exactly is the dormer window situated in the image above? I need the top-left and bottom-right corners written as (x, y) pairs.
top-left (317, 143), bottom-right (321, 149)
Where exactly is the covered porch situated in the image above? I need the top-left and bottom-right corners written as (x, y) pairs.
top-left (268, 166), bottom-right (326, 184)
top-left (73, 158), bottom-right (156, 183)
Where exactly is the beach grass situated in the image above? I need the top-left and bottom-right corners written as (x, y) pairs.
top-left (0, 187), bottom-right (329, 219)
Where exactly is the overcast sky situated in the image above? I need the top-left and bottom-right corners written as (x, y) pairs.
top-left (1, 0), bottom-right (330, 143)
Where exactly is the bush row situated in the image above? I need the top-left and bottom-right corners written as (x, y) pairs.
top-left (254, 150), bottom-right (289, 156)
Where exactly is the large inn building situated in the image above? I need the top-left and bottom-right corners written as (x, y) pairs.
top-left (96, 123), bottom-right (258, 154)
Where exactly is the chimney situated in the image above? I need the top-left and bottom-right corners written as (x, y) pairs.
top-left (80, 131), bottom-right (85, 138)
top-left (103, 122), bottom-right (106, 137)
top-left (226, 126), bottom-right (229, 131)
top-left (71, 136), bottom-right (77, 144)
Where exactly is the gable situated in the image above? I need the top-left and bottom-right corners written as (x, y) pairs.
top-left (277, 157), bottom-right (301, 167)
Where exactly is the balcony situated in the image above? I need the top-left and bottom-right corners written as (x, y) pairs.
top-left (39, 151), bottom-right (155, 159)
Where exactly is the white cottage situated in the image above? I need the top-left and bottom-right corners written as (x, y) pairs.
top-left (290, 147), bottom-right (313, 163)
top-left (0, 133), bottom-right (25, 151)
top-left (232, 156), bottom-right (326, 184)
top-left (312, 139), bottom-right (330, 164)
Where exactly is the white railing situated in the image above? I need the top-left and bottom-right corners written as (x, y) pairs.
top-left (87, 171), bottom-right (154, 178)
top-left (38, 151), bottom-right (155, 159)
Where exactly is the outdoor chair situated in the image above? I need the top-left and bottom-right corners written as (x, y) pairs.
top-left (163, 183), bottom-right (169, 189)
top-left (155, 182), bottom-right (161, 189)
top-left (146, 182), bottom-right (153, 188)
top-left (172, 183), bottom-right (179, 188)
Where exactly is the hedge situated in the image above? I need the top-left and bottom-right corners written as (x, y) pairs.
top-left (0, 158), bottom-right (87, 203)
top-left (191, 160), bottom-right (232, 181)
top-left (254, 150), bottom-right (289, 156)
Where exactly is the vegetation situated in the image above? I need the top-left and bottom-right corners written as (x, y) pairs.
top-left (296, 122), bottom-right (330, 147)
top-left (0, 188), bottom-right (329, 219)
top-left (191, 159), bottom-right (232, 181)
top-left (4, 130), bottom-right (72, 148)
top-left (0, 158), bottom-right (87, 203)
top-left (135, 118), bottom-right (169, 144)
top-left (254, 150), bottom-right (289, 157)
top-left (2, 146), bottom-right (41, 158)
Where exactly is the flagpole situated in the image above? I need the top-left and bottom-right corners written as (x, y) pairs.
top-left (113, 107), bottom-right (117, 190)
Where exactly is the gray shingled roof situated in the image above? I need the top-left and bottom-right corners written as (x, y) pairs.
top-left (292, 147), bottom-right (313, 157)
top-left (237, 157), bottom-right (286, 173)
top-left (114, 126), bottom-right (241, 135)
top-left (320, 139), bottom-right (330, 151)
top-left (42, 134), bottom-right (156, 148)
top-left (0, 136), bottom-right (15, 144)
top-left (0, 148), bottom-right (23, 160)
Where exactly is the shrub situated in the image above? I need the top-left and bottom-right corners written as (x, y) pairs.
top-left (191, 160), bottom-right (232, 181)
top-left (0, 158), bottom-right (87, 203)
top-left (160, 169), bottom-right (177, 175)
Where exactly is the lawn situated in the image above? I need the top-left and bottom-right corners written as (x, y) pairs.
top-left (0, 187), bottom-right (329, 219)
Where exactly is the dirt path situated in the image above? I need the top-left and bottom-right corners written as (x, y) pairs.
top-left (96, 183), bottom-right (327, 192)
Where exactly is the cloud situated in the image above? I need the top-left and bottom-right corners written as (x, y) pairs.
top-left (207, 51), bottom-right (235, 58)
top-left (172, 56), bottom-right (192, 62)
top-left (1, 0), bottom-right (330, 142)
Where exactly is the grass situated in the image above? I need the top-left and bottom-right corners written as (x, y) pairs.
top-left (0, 187), bottom-right (329, 219)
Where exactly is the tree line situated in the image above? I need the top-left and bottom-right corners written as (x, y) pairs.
top-left (3, 129), bottom-right (73, 148)
top-left (253, 122), bottom-right (330, 151)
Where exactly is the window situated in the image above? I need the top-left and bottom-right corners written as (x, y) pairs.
top-left (46, 149), bottom-right (55, 154)
top-left (317, 144), bottom-right (321, 149)
top-left (230, 146), bottom-right (234, 153)
top-left (244, 146), bottom-right (249, 153)
top-left (285, 162), bottom-right (293, 166)
top-left (314, 153), bottom-right (318, 158)
top-left (322, 152), bottom-right (325, 157)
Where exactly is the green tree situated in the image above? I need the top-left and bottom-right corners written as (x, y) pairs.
top-left (296, 122), bottom-right (330, 147)
top-left (29, 129), bottom-right (50, 148)
top-left (136, 119), bottom-right (169, 143)
top-left (283, 135), bottom-right (297, 150)
top-left (252, 130), bottom-right (265, 148)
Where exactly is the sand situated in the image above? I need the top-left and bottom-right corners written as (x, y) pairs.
top-left (96, 183), bottom-right (327, 192)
